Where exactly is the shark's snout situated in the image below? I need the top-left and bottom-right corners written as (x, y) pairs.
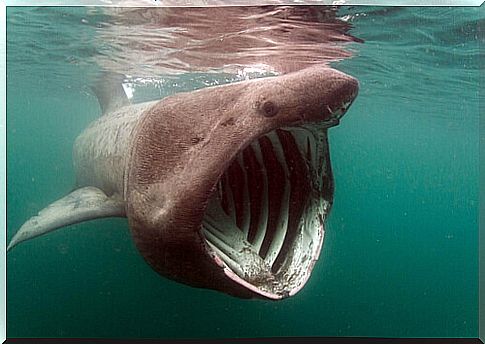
top-left (324, 72), bottom-right (359, 123)
top-left (264, 66), bottom-right (359, 128)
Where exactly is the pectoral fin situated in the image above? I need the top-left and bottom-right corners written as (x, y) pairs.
top-left (7, 186), bottom-right (126, 252)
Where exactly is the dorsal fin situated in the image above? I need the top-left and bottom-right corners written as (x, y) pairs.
top-left (91, 72), bottom-right (130, 114)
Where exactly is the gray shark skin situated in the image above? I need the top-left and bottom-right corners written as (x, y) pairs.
top-left (8, 66), bottom-right (358, 300)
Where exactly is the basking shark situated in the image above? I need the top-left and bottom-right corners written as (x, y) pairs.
top-left (8, 66), bottom-right (358, 299)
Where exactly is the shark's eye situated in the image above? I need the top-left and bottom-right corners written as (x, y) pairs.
top-left (262, 101), bottom-right (279, 117)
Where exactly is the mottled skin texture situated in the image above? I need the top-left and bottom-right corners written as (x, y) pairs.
top-left (121, 66), bottom-right (358, 298)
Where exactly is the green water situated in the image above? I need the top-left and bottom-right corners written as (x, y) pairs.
top-left (6, 6), bottom-right (481, 339)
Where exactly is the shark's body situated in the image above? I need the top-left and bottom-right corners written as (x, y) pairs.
top-left (8, 66), bottom-right (358, 299)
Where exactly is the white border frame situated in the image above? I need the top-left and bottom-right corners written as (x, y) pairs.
top-left (3, 0), bottom-right (484, 6)
top-left (1, 1), bottom-right (6, 343)
top-left (1, 2), bottom-right (482, 343)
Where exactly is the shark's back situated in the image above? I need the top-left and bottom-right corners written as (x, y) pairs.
top-left (73, 101), bottom-right (157, 198)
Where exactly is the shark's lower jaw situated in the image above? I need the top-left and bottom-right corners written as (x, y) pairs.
top-left (201, 125), bottom-right (333, 299)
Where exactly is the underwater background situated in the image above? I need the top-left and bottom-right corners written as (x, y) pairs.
top-left (6, 5), bottom-right (480, 339)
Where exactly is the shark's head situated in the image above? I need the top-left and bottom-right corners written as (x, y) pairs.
top-left (126, 65), bottom-right (358, 299)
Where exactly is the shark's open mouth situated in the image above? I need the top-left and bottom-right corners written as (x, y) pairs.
top-left (201, 124), bottom-right (334, 299)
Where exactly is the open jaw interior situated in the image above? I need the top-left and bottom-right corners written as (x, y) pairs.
top-left (201, 125), bottom-right (334, 299)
